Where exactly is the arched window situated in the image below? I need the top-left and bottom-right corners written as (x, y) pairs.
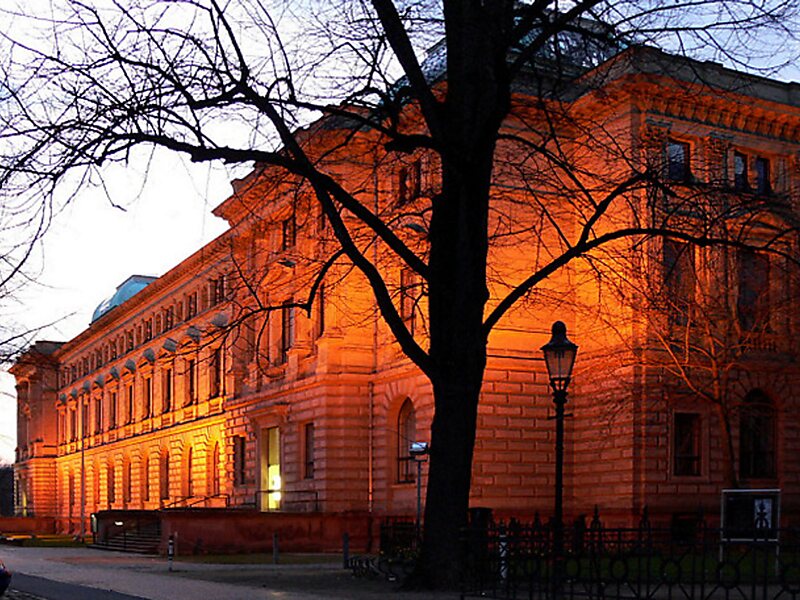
top-left (184, 446), bottom-right (194, 498)
top-left (159, 451), bottom-right (170, 502)
top-left (123, 458), bottom-right (132, 505)
top-left (740, 390), bottom-right (776, 479)
top-left (397, 399), bottom-right (416, 483)
top-left (107, 463), bottom-right (116, 506)
top-left (209, 442), bottom-right (220, 496)
top-left (141, 456), bottom-right (150, 503)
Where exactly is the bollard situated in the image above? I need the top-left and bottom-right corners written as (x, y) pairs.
top-left (342, 532), bottom-right (350, 569)
top-left (167, 534), bottom-right (175, 572)
top-left (272, 532), bottom-right (279, 565)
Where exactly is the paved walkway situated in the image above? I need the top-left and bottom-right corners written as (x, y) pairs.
top-left (0, 547), bottom-right (459, 600)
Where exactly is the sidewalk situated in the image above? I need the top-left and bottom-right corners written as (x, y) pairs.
top-left (0, 546), bottom-right (459, 600)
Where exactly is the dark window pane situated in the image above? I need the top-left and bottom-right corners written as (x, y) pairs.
top-left (755, 157), bottom-right (770, 195)
top-left (740, 390), bottom-right (776, 479)
top-left (734, 152), bottom-right (748, 191)
top-left (667, 141), bottom-right (690, 181)
top-left (673, 412), bottom-right (701, 476)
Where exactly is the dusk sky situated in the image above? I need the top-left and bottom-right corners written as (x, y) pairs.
top-left (0, 151), bottom-right (232, 463)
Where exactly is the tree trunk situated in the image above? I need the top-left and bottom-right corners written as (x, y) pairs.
top-left (409, 2), bottom-right (513, 588)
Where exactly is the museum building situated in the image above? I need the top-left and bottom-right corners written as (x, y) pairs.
top-left (10, 44), bottom-right (800, 551)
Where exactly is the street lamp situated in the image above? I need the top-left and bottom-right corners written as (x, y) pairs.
top-left (541, 321), bottom-right (578, 561)
top-left (409, 441), bottom-right (429, 541)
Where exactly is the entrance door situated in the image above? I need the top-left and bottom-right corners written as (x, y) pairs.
top-left (259, 427), bottom-right (281, 510)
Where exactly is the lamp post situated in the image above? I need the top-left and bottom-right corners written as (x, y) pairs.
top-left (409, 441), bottom-right (429, 542)
top-left (541, 321), bottom-right (578, 563)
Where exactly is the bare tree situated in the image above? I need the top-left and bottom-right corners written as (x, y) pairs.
top-left (0, 0), bottom-right (798, 586)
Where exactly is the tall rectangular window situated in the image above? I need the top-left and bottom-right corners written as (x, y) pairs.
top-left (233, 435), bottom-right (246, 486)
top-left (187, 292), bottom-right (198, 318)
top-left (315, 285), bottom-right (325, 339)
top-left (212, 275), bottom-right (226, 305)
top-left (663, 240), bottom-right (695, 327)
top-left (734, 151), bottom-right (748, 191)
top-left (209, 348), bottom-right (222, 398)
top-left (667, 140), bottom-right (690, 182)
top-left (673, 412), bottom-right (701, 476)
top-left (304, 423), bottom-right (315, 479)
top-left (755, 157), bottom-right (771, 195)
top-left (737, 248), bottom-right (770, 331)
top-left (126, 384), bottom-right (134, 424)
top-left (279, 302), bottom-right (295, 364)
top-left (162, 367), bottom-right (172, 413)
top-left (186, 359), bottom-right (196, 405)
top-left (94, 397), bottom-right (103, 434)
top-left (109, 392), bottom-right (117, 429)
top-left (107, 464), bottom-right (116, 505)
top-left (281, 216), bottom-right (296, 250)
top-left (400, 269), bottom-right (418, 334)
top-left (143, 376), bottom-right (152, 418)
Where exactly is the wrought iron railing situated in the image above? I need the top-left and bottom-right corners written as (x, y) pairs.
top-left (460, 512), bottom-right (800, 600)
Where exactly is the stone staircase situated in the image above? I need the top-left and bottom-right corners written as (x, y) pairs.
top-left (90, 519), bottom-right (161, 554)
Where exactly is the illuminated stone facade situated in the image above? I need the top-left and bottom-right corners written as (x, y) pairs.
top-left (11, 46), bottom-right (800, 539)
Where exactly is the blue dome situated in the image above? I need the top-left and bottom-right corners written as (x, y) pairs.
top-left (91, 275), bottom-right (157, 323)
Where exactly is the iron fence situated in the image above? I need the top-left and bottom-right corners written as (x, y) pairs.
top-left (460, 513), bottom-right (800, 600)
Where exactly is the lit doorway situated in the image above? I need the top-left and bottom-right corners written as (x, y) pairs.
top-left (259, 427), bottom-right (281, 510)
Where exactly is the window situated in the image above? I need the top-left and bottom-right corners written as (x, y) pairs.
top-left (123, 460), bottom-right (132, 504)
top-left (233, 435), bottom-right (247, 486)
top-left (734, 152), bottom-right (748, 191)
top-left (740, 390), bottom-right (776, 480)
top-left (209, 442), bottom-right (220, 496)
top-left (81, 398), bottom-right (89, 438)
top-left (185, 359), bottom-right (196, 406)
top-left (400, 269), bottom-right (418, 334)
top-left (70, 407), bottom-right (77, 441)
top-left (755, 157), bottom-right (771, 195)
top-left (141, 457), bottom-right (150, 503)
top-left (303, 423), bottom-right (315, 479)
top-left (187, 292), bottom-right (198, 319)
top-left (398, 160), bottom-right (421, 205)
top-left (184, 446), bottom-right (194, 497)
top-left (210, 275), bottom-right (226, 306)
top-left (162, 367), bottom-right (172, 413)
top-left (107, 464), bottom-right (116, 505)
top-left (94, 397), bottom-right (103, 434)
top-left (209, 347), bottom-right (222, 398)
top-left (143, 376), bottom-right (152, 418)
top-left (663, 240), bottom-right (695, 327)
top-left (164, 306), bottom-right (174, 330)
top-left (397, 399), bottom-right (416, 484)
top-left (281, 215), bottom-right (296, 250)
top-left (673, 412), bottom-right (701, 476)
top-left (109, 392), bottom-right (117, 429)
top-left (279, 302), bottom-right (295, 364)
top-left (159, 451), bottom-right (170, 501)
top-left (126, 331), bottom-right (134, 352)
top-left (125, 384), bottom-right (134, 424)
top-left (314, 285), bottom-right (325, 339)
top-left (667, 140), bottom-right (690, 182)
top-left (737, 248), bottom-right (770, 331)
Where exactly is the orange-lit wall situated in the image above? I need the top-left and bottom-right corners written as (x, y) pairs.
top-left (11, 49), bottom-right (800, 539)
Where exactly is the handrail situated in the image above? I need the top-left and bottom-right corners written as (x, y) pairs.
top-left (160, 493), bottom-right (230, 510)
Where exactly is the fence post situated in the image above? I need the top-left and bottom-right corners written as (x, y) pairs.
top-left (342, 532), bottom-right (350, 569)
top-left (272, 532), bottom-right (279, 564)
top-left (167, 534), bottom-right (174, 572)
